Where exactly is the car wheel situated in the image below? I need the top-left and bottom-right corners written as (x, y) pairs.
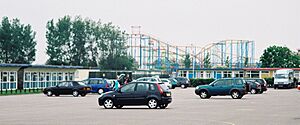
top-left (54, 94), bottom-right (60, 96)
top-left (103, 98), bottom-right (114, 109)
top-left (46, 90), bottom-right (53, 96)
top-left (72, 90), bottom-right (79, 97)
top-left (171, 86), bottom-right (175, 89)
top-left (231, 90), bottom-right (241, 99)
top-left (115, 105), bottom-right (123, 109)
top-left (98, 89), bottom-right (104, 95)
top-left (147, 98), bottom-right (158, 109)
top-left (259, 90), bottom-right (263, 94)
top-left (250, 89), bottom-right (257, 94)
top-left (81, 93), bottom-right (86, 97)
top-left (159, 104), bottom-right (168, 109)
top-left (181, 84), bottom-right (186, 89)
top-left (199, 90), bottom-right (210, 99)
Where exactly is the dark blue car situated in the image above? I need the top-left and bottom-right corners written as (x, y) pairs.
top-left (83, 78), bottom-right (111, 94)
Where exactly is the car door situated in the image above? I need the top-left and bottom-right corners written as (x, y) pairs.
top-left (116, 83), bottom-right (136, 105)
top-left (57, 82), bottom-right (68, 94)
top-left (65, 82), bottom-right (75, 94)
top-left (222, 79), bottom-right (233, 94)
top-left (134, 83), bottom-right (149, 105)
top-left (210, 79), bottom-right (225, 95)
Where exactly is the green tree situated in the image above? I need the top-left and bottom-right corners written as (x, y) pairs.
top-left (0, 17), bottom-right (36, 64)
top-left (46, 16), bottom-right (135, 69)
top-left (260, 45), bottom-right (300, 68)
top-left (183, 54), bottom-right (191, 68)
top-left (203, 53), bottom-right (211, 68)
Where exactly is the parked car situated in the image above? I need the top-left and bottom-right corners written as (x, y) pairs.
top-left (43, 81), bottom-right (91, 97)
top-left (244, 78), bottom-right (267, 93)
top-left (174, 77), bottom-right (190, 88)
top-left (246, 81), bottom-right (262, 94)
top-left (98, 82), bottom-right (172, 109)
top-left (82, 78), bottom-right (111, 94)
top-left (297, 85), bottom-right (300, 90)
top-left (135, 77), bottom-right (162, 83)
top-left (195, 78), bottom-right (248, 99)
top-left (168, 78), bottom-right (178, 89)
top-left (161, 78), bottom-right (172, 89)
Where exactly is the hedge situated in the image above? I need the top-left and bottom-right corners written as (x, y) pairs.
top-left (190, 78), bottom-right (215, 87)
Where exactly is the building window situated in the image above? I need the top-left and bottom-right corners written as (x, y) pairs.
top-left (223, 71), bottom-right (232, 78)
top-left (235, 71), bottom-right (244, 78)
top-left (206, 71), bottom-right (211, 78)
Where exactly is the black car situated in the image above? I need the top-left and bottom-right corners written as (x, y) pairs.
top-left (174, 77), bottom-right (190, 88)
top-left (246, 81), bottom-right (262, 94)
top-left (98, 82), bottom-right (172, 109)
top-left (245, 78), bottom-right (267, 93)
top-left (43, 81), bottom-right (91, 97)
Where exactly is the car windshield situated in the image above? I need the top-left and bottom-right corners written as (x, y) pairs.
top-left (275, 74), bottom-right (288, 79)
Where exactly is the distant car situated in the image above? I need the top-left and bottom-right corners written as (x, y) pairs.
top-left (174, 77), bottom-right (190, 88)
top-left (135, 77), bottom-right (162, 83)
top-left (161, 78), bottom-right (172, 89)
top-left (244, 78), bottom-right (267, 93)
top-left (98, 82), bottom-right (172, 109)
top-left (168, 78), bottom-right (178, 89)
top-left (83, 78), bottom-right (111, 94)
top-left (247, 81), bottom-right (262, 94)
top-left (43, 81), bottom-right (91, 97)
top-left (195, 78), bottom-right (248, 99)
top-left (298, 85), bottom-right (300, 90)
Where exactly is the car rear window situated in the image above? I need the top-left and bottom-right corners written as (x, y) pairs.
top-left (159, 83), bottom-right (169, 91)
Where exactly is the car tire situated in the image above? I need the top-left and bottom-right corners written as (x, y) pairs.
top-left (81, 93), bottom-right (86, 97)
top-left (115, 105), bottom-right (123, 109)
top-left (98, 89), bottom-right (104, 95)
top-left (199, 90), bottom-right (210, 99)
top-left (171, 85), bottom-right (175, 89)
top-left (147, 98), bottom-right (158, 109)
top-left (181, 84), bottom-right (186, 89)
top-left (103, 98), bottom-right (114, 109)
top-left (54, 94), bottom-right (60, 96)
top-left (72, 90), bottom-right (79, 97)
top-left (159, 104), bottom-right (168, 109)
top-left (231, 90), bottom-right (241, 99)
top-left (46, 90), bottom-right (53, 96)
top-left (259, 90), bottom-right (263, 94)
top-left (250, 89), bottom-right (257, 94)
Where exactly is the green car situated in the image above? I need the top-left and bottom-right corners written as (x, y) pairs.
top-left (195, 78), bottom-right (248, 99)
top-left (168, 78), bottom-right (178, 89)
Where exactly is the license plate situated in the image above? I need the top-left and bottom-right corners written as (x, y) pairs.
top-left (166, 93), bottom-right (171, 96)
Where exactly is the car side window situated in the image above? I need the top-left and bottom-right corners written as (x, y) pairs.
top-left (136, 83), bottom-right (149, 91)
top-left (67, 82), bottom-right (73, 87)
top-left (225, 79), bottom-right (233, 86)
top-left (58, 82), bottom-right (67, 87)
top-left (121, 83), bottom-right (136, 93)
top-left (149, 84), bottom-right (157, 91)
top-left (89, 80), bottom-right (98, 84)
top-left (214, 80), bottom-right (224, 86)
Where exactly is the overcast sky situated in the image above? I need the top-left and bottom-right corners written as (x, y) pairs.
top-left (0, 0), bottom-right (299, 64)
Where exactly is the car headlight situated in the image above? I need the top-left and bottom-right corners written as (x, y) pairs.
top-left (99, 93), bottom-right (104, 98)
top-left (196, 86), bottom-right (200, 89)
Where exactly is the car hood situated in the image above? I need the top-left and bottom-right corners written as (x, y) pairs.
top-left (196, 85), bottom-right (210, 89)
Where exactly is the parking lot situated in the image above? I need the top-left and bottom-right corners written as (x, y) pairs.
top-left (0, 88), bottom-right (300, 125)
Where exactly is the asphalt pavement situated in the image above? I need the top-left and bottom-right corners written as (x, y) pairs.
top-left (0, 88), bottom-right (300, 125)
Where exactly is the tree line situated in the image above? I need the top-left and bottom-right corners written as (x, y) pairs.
top-left (0, 16), bottom-right (136, 70)
top-left (0, 16), bottom-right (299, 69)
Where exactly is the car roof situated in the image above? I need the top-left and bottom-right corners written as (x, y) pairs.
top-left (130, 81), bottom-right (161, 84)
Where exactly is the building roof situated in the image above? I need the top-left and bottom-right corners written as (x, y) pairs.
top-left (0, 64), bottom-right (84, 69)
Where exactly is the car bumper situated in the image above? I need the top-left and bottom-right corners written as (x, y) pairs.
top-left (262, 86), bottom-right (267, 91)
top-left (195, 89), bottom-right (200, 95)
top-left (160, 97), bottom-right (172, 104)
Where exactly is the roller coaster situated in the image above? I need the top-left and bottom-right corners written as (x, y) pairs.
top-left (126, 26), bottom-right (256, 72)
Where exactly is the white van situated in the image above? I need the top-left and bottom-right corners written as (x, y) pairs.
top-left (274, 69), bottom-right (295, 89)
